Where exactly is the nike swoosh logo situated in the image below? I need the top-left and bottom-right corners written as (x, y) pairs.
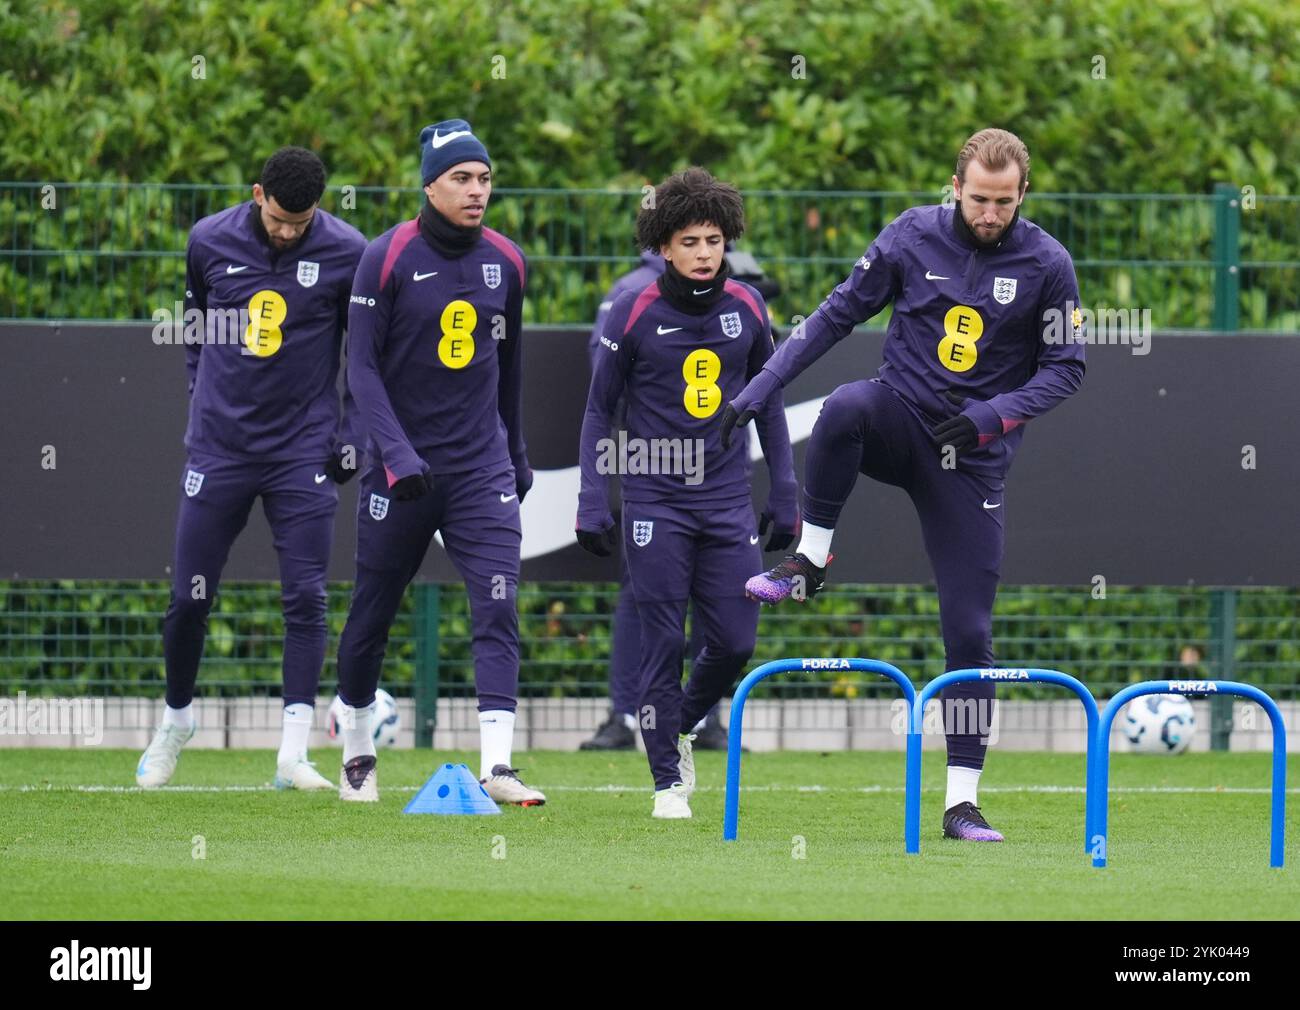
top-left (226, 265), bottom-right (248, 274)
top-left (692, 288), bottom-right (712, 295)
top-left (657, 325), bottom-right (682, 334)
top-left (314, 474), bottom-right (328, 484)
top-left (413, 270), bottom-right (438, 281)
top-left (513, 395), bottom-right (828, 561)
top-left (983, 500), bottom-right (1001, 509)
top-left (750, 535), bottom-right (760, 545)
top-left (925, 270), bottom-right (949, 281)
top-left (500, 493), bottom-right (517, 503)
top-left (430, 128), bottom-right (472, 149)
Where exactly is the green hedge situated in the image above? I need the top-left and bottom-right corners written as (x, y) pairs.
top-left (4, 0), bottom-right (1297, 195)
top-left (4, 2), bottom-right (1299, 326)
top-left (2, 581), bottom-right (1297, 698)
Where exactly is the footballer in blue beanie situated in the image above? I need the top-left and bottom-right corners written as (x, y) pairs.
top-left (336, 115), bottom-right (540, 805)
top-left (419, 120), bottom-right (492, 229)
top-left (420, 119), bottom-right (491, 186)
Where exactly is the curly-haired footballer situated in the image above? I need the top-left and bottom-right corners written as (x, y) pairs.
top-left (576, 168), bottom-right (798, 819)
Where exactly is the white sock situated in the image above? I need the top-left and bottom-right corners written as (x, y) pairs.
top-left (341, 702), bottom-right (376, 763)
top-left (278, 703), bottom-right (313, 765)
top-left (163, 703), bottom-right (194, 731)
top-left (945, 765), bottom-right (981, 810)
top-left (479, 709), bottom-right (516, 779)
top-left (795, 522), bottom-right (834, 567)
top-left (621, 712), bottom-right (638, 732)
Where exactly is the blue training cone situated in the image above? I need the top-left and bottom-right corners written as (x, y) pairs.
top-left (403, 762), bottom-right (501, 815)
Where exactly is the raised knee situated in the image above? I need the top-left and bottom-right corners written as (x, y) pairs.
top-left (817, 384), bottom-right (875, 438)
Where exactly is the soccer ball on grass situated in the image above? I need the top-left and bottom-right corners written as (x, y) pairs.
top-left (1122, 694), bottom-right (1195, 754)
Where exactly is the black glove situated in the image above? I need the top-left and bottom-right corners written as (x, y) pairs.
top-left (719, 404), bottom-right (748, 451)
top-left (324, 449), bottom-right (359, 485)
top-left (720, 369), bottom-right (781, 449)
top-left (758, 505), bottom-right (798, 553)
top-left (576, 521), bottom-right (618, 557)
top-left (391, 471), bottom-right (433, 501)
top-left (514, 462), bottom-right (534, 504)
top-left (929, 391), bottom-right (979, 453)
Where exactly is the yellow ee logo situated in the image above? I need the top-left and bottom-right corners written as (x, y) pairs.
top-left (937, 304), bottom-right (984, 373)
top-left (244, 290), bottom-right (287, 357)
top-left (438, 300), bottom-right (477, 369)
top-left (682, 349), bottom-right (722, 418)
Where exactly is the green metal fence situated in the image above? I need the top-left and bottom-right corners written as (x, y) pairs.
top-left (2, 582), bottom-right (1296, 744)
top-left (2, 182), bottom-right (1297, 328)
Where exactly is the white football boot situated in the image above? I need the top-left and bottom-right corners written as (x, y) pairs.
top-left (274, 755), bottom-right (333, 791)
top-left (652, 782), bottom-right (692, 819)
top-left (135, 722), bottom-right (195, 788)
top-left (339, 755), bottom-right (379, 802)
top-left (480, 765), bottom-right (546, 806)
top-left (676, 732), bottom-right (697, 797)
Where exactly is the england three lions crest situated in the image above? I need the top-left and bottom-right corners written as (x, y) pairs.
top-left (184, 469), bottom-right (204, 497)
top-left (482, 263), bottom-right (502, 289)
top-left (297, 260), bottom-right (320, 288)
top-left (992, 277), bottom-right (1017, 304)
top-left (369, 494), bottom-right (389, 521)
top-left (632, 521), bottom-right (653, 547)
top-left (720, 311), bottom-right (742, 338)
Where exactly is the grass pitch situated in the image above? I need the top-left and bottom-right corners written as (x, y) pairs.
top-left (1, 748), bottom-right (1294, 920)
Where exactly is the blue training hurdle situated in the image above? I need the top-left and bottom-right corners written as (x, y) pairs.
top-left (722, 661), bottom-right (1286, 870)
top-left (1093, 680), bottom-right (1287, 868)
top-left (723, 658), bottom-right (917, 845)
top-left (906, 668), bottom-right (1100, 855)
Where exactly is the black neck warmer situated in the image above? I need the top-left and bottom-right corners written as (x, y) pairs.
top-left (952, 201), bottom-right (1020, 251)
top-left (419, 200), bottom-right (482, 258)
top-left (657, 256), bottom-right (732, 315)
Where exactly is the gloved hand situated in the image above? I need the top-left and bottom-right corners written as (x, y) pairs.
top-left (324, 447), bottom-right (359, 485)
top-left (513, 457), bottom-right (534, 504)
top-left (929, 391), bottom-right (1002, 454)
top-left (720, 368), bottom-right (782, 449)
top-left (575, 514), bottom-right (617, 557)
top-left (758, 499), bottom-right (799, 552)
top-left (391, 471), bottom-right (433, 501)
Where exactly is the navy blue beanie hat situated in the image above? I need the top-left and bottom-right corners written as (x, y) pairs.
top-left (419, 120), bottom-right (491, 186)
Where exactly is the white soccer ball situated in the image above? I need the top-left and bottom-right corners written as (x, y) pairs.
top-left (1122, 694), bottom-right (1195, 754)
top-left (327, 688), bottom-right (401, 749)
